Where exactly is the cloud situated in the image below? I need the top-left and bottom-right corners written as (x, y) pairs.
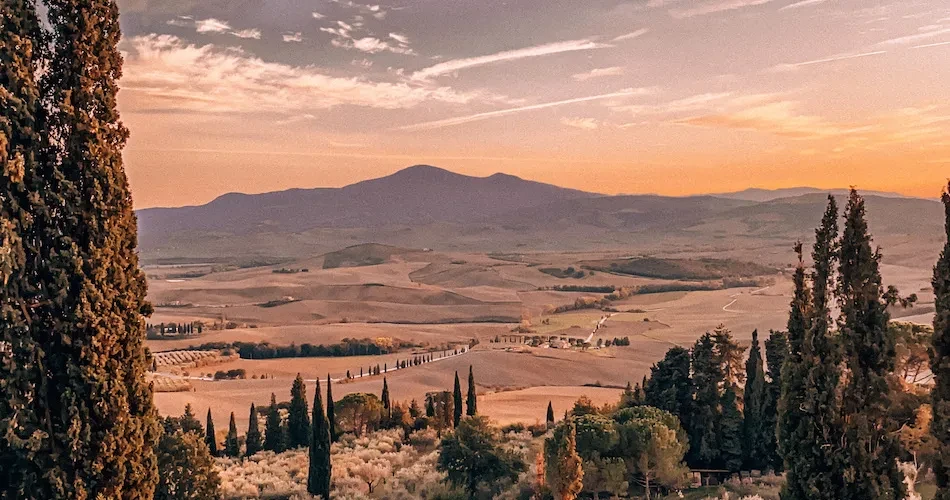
top-left (396, 88), bottom-right (654, 131)
top-left (389, 33), bottom-right (410, 45)
top-left (669, 0), bottom-right (774, 19)
top-left (612, 29), bottom-right (650, 42)
top-left (914, 40), bottom-right (950, 49)
top-left (572, 66), bottom-right (624, 81)
top-left (561, 117), bottom-right (600, 129)
top-left (768, 50), bottom-right (886, 72)
top-left (411, 39), bottom-right (612, 81)
top-left (320, 23), bottom-right (414, 54)
top-left (877, 26), bottom-right (950, 46)
top-left (312, 12), bottom-right (326, 19)
top-left (166, 16), bottom-right (193, 28)
top-left (779, 0), bottom-right (829, 10)
top-left (610, 92), bottom-right (735, 116)
top-left (283, 32), bottom-right (304, 43)
top-left (676, 100), bottom-right (872, 139)
top-left (195, 18), bottom-right (231, 34)
top-left (231, 29), bottom-right (261, 40)
top-left (329, 0), bottom-right (388, 19)
top-left (121, 35), bottom-right (494, 115)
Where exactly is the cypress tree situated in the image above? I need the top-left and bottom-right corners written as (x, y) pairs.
top-left (245, 404), bottom-right (262, 457)
top-left (205, 409), bottom-right (218, 457)
top-left (466, 365), bottom-right (477, 416)
top-left (689, 333), bottom-right (721, 468)
top-left (644, 346), bottom-right (693, 435)
top-left (720, 385), bottom-right (744, 472)
top-left (381, 377), bottom-right (391, 417)
top-left (225, 413), bottom-right (240, 458)
top-left (763, 330), bottom-right (787, 472)
top-left (264, 393), bottom-right (284, 453)
top-left (287, 374), bottom-right (310, 448)
top-left (326, 374), bottom-right (337, 443)
top-left (308, 378), bottom-right (332, 499)
top-left (547, 402), bottom-right (555, 424)
top-left (453, 371), bottom-right (463, 427)
top-left (181, 403), bottom-right (204, 436)
top-left (743, 330), bottom-right (768, 470)
top-left (932, 182), bottom-right (950, 500)
top-left (836, 189), bottom-right (903, 499)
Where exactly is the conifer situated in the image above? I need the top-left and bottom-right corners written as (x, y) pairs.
top-left (743, 330), bottom-right (768, 470)
top-left (264, 393), bottom-right (285, 452)
top-left (225, 413), bottom-right (240, 458)
top-left (287, 374), bottom-right (310, 448)
top-left (466, 365), bottom-right (477, 416)
top-left (326, 374), bottom-right (337, 443)
top-left (453, 371), bottom-right (463, 427)
top-left (245, 404), bottom-right (262, 457)
top-left (308, 378), bottom-right (332, 499)
top-left (931, 182), bottom-right (950, 500)
top-left (381, 377), bottom-right (391, 417)
top-left (205, 409), bottom-right (218, 457)
top-left (644, 346), bottom-right (693, 434)
top-left (547, 402), bottom-right (555, 424)
top-left (763, 330), bottom-right (787, 472)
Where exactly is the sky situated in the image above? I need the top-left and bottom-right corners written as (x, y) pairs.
top-left (115, 0), bottom-right (950, 208)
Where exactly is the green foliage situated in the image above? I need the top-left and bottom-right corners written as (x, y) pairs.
top-left (337, 392), bottom-right (383, 436)
top-left (573, 413), bottom-right (619, 460)
top-left (616, 416), bottom-right (689, 498)
top-left (645, 346), bottom-right (693, 435)
top-left (763, 330), bottom-right (787, 472)
top-left (466, 365), bottom-right (477, 416)
top-left (689, 333), bottom-right (721, 468)
top-left (308, 378), bottom-right (332, 499)
top-left (381, 377), bottom-right (391, 415)
top-left (933, 183), bottom-right (950, 500)
top-left (326, 374), bottom-right (337, 443)
top-left (287, 374), bottom-right (311, 448)
top-left (547, 401), bottom-right (556, 424)
top-left (743, 330), bottom-right (769, 470)
top-left (245, 404), bottom-right (262, 457)
top-left (154, 429), bottom-right (221, 500)
top-left (581, 257), bottom-right (775, 280)
top-left (264, 393), bottom-right (285, 453)
top-left (719, 386), bottom-right (743, 473)
top-left (438, 416), bottom-right (526, 497)
top-left (205, 409), bottom-right (218, 457)
top-left (225, 413), bottom-right (240, 458)
top-left (180, 403), bottom-right (204, 437)
top-left (582, 456), bottom-right (628, 499)
top-left (545, 420), bottom-right (584, 500)
top-left (453, 371), bottom-right (464, 428)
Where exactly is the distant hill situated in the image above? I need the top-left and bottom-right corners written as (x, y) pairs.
top-left (714, 187), bottom-right (912, 202)
top-left (136, 166), bottom-right (945, 269)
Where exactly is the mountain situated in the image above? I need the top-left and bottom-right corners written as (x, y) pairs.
top-left (137, 165), bottom-right (597, 243)
top-left (714, 187), bottom-right (911, 202)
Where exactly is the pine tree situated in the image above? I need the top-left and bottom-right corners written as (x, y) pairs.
top-left (466, 365), bottom-right (477, 416)
top-left (381, 377), bottom-right (391, 417)
top-left (245, 404), bottom-right (262, 457)
top-left (547, 402), bottom-right (556, 424)
top-left (326, 374), bottom-right (337, 443)
top-left (453, 371), bottom-right (463, 427)
top-left (763, 330), bottom-right (787, 472)
top-left (225, 413), bottom-right (240, 458)
top-left (287, 374), bottom-right (311, 448)
top-left (205, 409), bottom-right (218, 457)
top-left (689, 333), bottom-right (721, 468)
top-left (932, 182), bottom-right (950, 500)
top-left (720, 386), bottom-right (743, 472)
top-left (743, 330), bottom-right (768, 470)
top-left (308, 378), bottom-right (332, 499)
top-left (264, 393), bottom-right (285, 453)
top-left (181, 403), bottom-right (204, 436)
top-left (836, 189), bottom-right (904, 499)
top-left (644, 346), bottom-right (693, 435)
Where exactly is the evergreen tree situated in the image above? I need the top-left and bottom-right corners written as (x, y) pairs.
top-left (932, 182), bottom-right (950, 500)
top-left (308, 378), bottom-right (332, 499)
top-left (453, 371), bottom-right (463, 427)
top-left (326, 374), bottom-right (337, 443)
top-left (720, 386), bottom-right (743, 472)
top-left (644, 346), bottom-right (693, 435)
top-left (181, 403), bottom-right (204, 436)
top-left (548, 420), bottom-right (584, 500)
top-left (287, 374), bottom-right (310, 448)
top-left (205, 409), bottom-right (218, 457)
top-left (713, 325), bottom-right (746, 390)
top-left (264, 393), bottom-right (285, 453)
top-left (245, 404), bottom-right (262, 457)
top-left (466, 365), bottom-right (477, 416)
top-left (836, 189), bottom-right (904, 499)
top-left (154, 429), bottom-right (221, 500)
top-left (689, 333), bottom-right (721, 468)
top-left (547, 401), bottom-right (556, 424)
top-left (381, 377), bottom-right (391, 417)
top-left (225, 413), bottom-right (240, 458)
top-left (743, 330), bottom-right (768, 470)
top-left (763, 330), bottom-right (787, 472)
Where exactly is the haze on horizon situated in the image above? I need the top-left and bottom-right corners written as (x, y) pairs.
top-left (117, 0), bottom-right (950, 208)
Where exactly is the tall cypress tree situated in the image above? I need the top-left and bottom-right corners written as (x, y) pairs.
top-left (326, 374), bottom-right (337, 443)
top-left (547, 402), bottom-right (555, 424)
top-left (466, 365), bottom-right (477, 416)
top-left (689, 333), bottom-right (721, 468)
top-left (308, 378), bottom-right (332, 499)
top-left (644, 346), bottom-right (693, 435)
top-left (287, 374), bottom-right (310, 448)
top-left (225, 413), bottom-right (240, 458)
top-left (720, 385), bottom-right (744, 472)
top-left (763, 330), bottom-right (787, 472)
top-left (245, 403), bottom-right (262, 457)
top-left (264, 393), bottom-right (284, 453)
top-left (743, 330), bottom-right (767, 470)
top-left (205, 409), bottom-right (218, 457)
top-left (453, 371), bottom-right (463, 427)
top-left (4, 0), bottom-right (162, 495)
top-left (932, 182), bottom-right (950, 500)
top-left (836, 189), bottom-right (903, 499)
top-left (381, 377), bottom-right (391, 417)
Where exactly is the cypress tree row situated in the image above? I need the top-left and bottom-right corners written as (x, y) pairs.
top-left (246, 404), bottom-right (262, 457)
top-left (453, 371), bottom-right (463, 427)
top-left (836, 190), bottom-right (903, 499)
top-left (326, 374), bottom-right (337, 443)
top-left (206, 410), bottom-right (218, 457)
top-left (225, 413), bottom-right (240, 458)
top-left (743, 330), bottom-right (768, 470)
top-left (932, 182), bottom-right (950, 500)
top-left (308, 378), bottom-right (332, 499)
top-left (288, 374), bottom-right (311, 448)
top-left (466, 365), bottom-right (477, 416)
top-left (264, 393), bottom-right (285, 453)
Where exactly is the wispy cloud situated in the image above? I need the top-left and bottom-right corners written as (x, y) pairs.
top-left (877, 26), bottom-right (950, 46)
top-left (411, 39), bottom-right (611, 81)
top-left (172, 17), bottom-right (261, 40)
top-left (669, 0), bottom-right (775, 19)
top-left (914, 40), bottom-right (950, 49)
top-left (312, 12), bottom-right (326, 19)
top-left (768, 50), bottom-right (886, 72)
top-left (121, 35), bottom-right (493, 115)
top-left (396, 88), bottom-right (654, 131)
top-left (612, 28), bottom-right (650, 42)
top-left (572, 66), bottom-right (624, 81)
top-left (231, 29), bottom-right (261, 40)
top-left (779, 0), bottom-right (829, 11)
top-left (677, 100), bottom-right (870, 138)
top-left (283, 32), bottom-right (304, 43)
top-left (561, 117), bottom-right (600, 129)
top-left (320, 22), bottom-right (414, 54)
top-left (195, 18), bottom-right (231, 34)
top-left (610, 92), bottom-right (735, 116)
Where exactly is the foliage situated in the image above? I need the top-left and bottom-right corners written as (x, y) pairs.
top-left (744, 330), bottom-right (769, 470)
top-left (337, 393), bottom-right (384, 437)
top-left (206, 409), bottom-right (219, 457)
top-left (155, 429), bottom-right (221, 500)
top-left (308, 378), bottom-right (331, 499)
top-left (763, 330), bottom-right (787, 472)
top-left (264, 393), bottom-right (286, 453)
top-left (438, 416), bottom-right (527, 497)
top-left (246, 404), bottom-right (263, 457)
top-left (546, 420), bottom-right (584, 500)
top-left (933, 182), bottom-right (950, 500)
top-left (225, 413), bottom-right (241, 458)
top-left (467, 365), bottom-right (478, 416)
top-left (454, 371), bottom-right (464, 428)
top-left (645, 346), bottom-right (693, 436)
